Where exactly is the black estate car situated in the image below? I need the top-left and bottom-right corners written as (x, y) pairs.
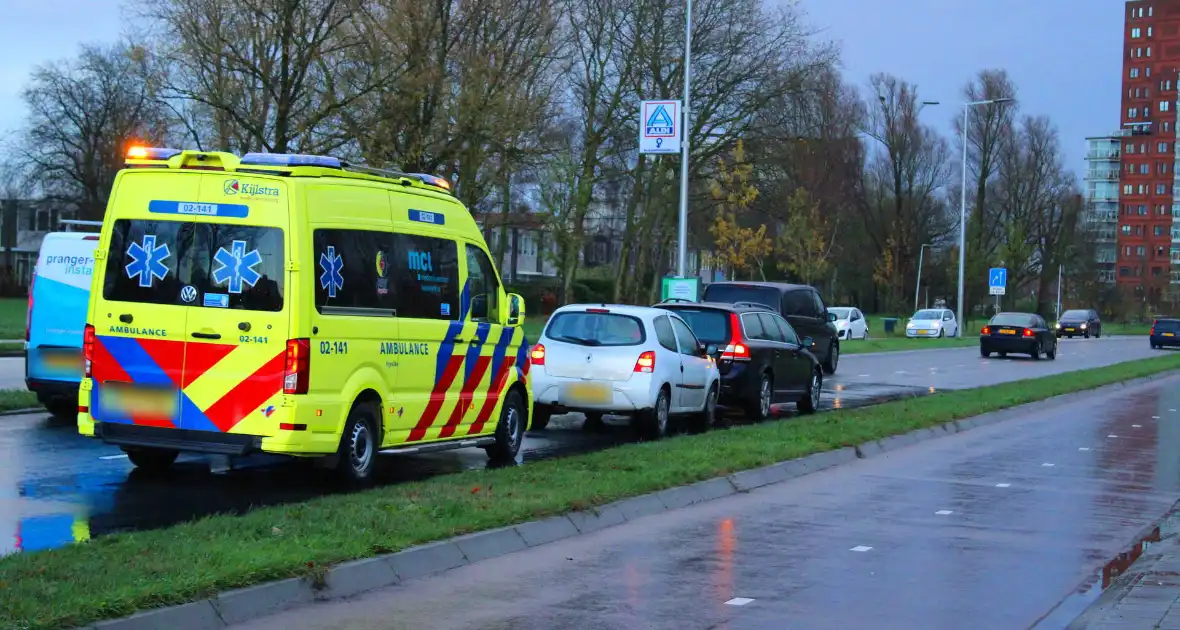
top-left (655, 301), bottom-right (822, 420)
top-left (1056, 309), bottom-right (1102, 339)
top-left (700, 282), bottom-right (840, 375)
top-left (980, 312), bottom-right (1058, 360)
top-left (1150, 318), bottom-right (1180, 349)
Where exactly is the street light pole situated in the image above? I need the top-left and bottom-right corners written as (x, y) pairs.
top-left (675, 0), bottom-right (693, 278)
top-left (914, 243), bottom-right (932, 313)
top-left (956, 97), bottom-right (1012, 337)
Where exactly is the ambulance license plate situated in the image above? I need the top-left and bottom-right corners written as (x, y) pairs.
top-left (101, 384), bottom-right (178, 416)
top-left (563, 382), bottom-right (611, 405)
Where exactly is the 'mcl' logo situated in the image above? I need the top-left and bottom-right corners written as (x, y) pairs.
top-left (408, 251), bottom-right (433, 272)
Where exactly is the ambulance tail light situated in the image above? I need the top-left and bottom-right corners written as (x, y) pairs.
top-left (83, 324), bottom-right (95, 378)
top-left (284, 338), bottom-right (310, 394)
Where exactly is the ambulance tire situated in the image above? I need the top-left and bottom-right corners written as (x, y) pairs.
top-left (336, 402), bottom-right (379, 484)
top-left (123, 447), bottom-right (179, 473)
top-left (486, 389), bottom-right (526, 461)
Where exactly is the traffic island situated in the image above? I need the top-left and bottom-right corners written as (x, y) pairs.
top-left (4, 355), bottom-right (1180, 630)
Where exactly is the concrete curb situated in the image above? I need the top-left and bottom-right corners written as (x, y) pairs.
top-left (0, 406), bottom-right (43, 417)
top-left (77, 369), bottom-right (1180, 630)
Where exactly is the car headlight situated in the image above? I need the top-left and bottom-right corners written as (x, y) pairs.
top-left (932, 321), bottom-right (941, 327)
top-left (1080, 323), bottom-right (1087, 329)
top-left (906, 322), bottom-right (915, 328)
top-left (1055, 322), bottom-right (1061, 328)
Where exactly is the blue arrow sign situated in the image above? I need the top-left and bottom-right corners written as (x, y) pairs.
top-left (989, 268), bottom-right (1007, 288)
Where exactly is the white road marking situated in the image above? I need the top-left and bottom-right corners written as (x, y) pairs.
top-left (935, 510), bottom-right (954, 515)
top-left (995, 483), bottom-right (1011, 488)
top-left (1133, 424), bottom-right (1142, 428)
top-left (858, 374), bottom-right (871, 378)
top-left (1108, 435), bottom-right (1118, 438)
top-left (1153, 416), bottom-right (1161, 419)
top-left (725, 598), bottom-right (755, 606)
top-left (850, 546), bottom-right (873, 552)
top-left (1079, 447), bottom-right (1091, 451)
top-left (1042, 463), bottom-right (1055, 467)
top-left (99, 454), bottom-right (129, 460)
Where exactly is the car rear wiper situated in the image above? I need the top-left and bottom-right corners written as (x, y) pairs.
top-left (557, 335), bottom-right (602, 346)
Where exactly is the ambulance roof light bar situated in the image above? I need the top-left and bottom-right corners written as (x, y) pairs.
top-left (126, 146), bottom-right (181, 161)
top-left (342, 163), bottom-right (452, 193)
top-left (239, 153), bottom-right (342, 169)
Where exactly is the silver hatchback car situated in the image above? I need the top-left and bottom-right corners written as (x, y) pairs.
top-left (530, 304), bottom-right (722, 438)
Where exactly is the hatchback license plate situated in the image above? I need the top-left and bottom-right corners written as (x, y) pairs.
top-left (1165, 333), bottom-right (1175, 337)
top-left (916, 329), bottom-right (928, 335)
top-left (563, 382), bottom-right (611, 405)
top-left (998, 329), bottom-right (1016, 335)
top-left (1065, 328), bottom-right (1075, 332)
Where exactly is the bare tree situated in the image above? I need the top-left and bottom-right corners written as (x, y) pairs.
top-left (861, 73), bottom-right (952, 312)
top-left (18, 43), bottom-right (168, 221)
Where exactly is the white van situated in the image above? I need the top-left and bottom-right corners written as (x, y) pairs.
top-left (25, 232), bottom-right (99, 415)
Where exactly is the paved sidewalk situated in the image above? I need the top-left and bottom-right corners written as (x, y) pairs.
top-left (1069, 534), bottom-right (1180, 629)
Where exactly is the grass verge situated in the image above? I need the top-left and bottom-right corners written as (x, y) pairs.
top-left (0, 389), bottom-right (39, 412)
top-left (6, 355), bottom-right (1180, 629)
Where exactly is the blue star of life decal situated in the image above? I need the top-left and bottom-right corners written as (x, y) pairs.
top-left (319, 245), bottom-right (344, 298)
top-left (212, 240), bottom-right (263, 294)
top-left (125, 234), bottom-right (171, 288)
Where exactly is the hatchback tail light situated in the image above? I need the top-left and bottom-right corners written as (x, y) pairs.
top-left (634, 351), bottom-right (656, 373)
top-left (283, 338), bottom-right (310, 394)
top-left (530, 343), bottom-right (546, 365)
top-left (721, 312), bottom-right (752, 361)
top-left (981, 326), bottom-right (991, 335)
top-left (1022, 328), bottom-right (1034, 338)
top-left (83, 324), bottom-right (95, 378)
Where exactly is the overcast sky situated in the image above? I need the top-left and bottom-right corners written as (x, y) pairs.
top-left (0, 0), bottom-right (1122, 174)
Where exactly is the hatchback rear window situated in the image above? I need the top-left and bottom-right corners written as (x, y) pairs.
top-left (1156, 319), bottom-right (1180, 332)
top-left (665, 308), bottom-right (730, 344)
top-left (103, 219), bottom-right (285, 312)
top-left (990, 314), bottom-right (1035, 327)
top-left (1062, 310), bottom-right (1090, 319)
top-left (545, 311), bottom-right (646, 346)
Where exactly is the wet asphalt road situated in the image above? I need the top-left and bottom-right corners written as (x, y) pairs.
top-left (233, 373), bottom-right (1180, 630)
top-left (0, 336), bottom-right (1162, 555)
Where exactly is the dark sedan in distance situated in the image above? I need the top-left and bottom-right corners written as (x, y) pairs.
top-left (1056, 309), bottom-right (1102, 339)
top-left (1150, 318), bottom-right (1180, 349)
top-left (980, 312), bottom-right (1058, 360)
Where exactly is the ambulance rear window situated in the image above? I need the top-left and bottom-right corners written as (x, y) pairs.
top-left (103, 219), bottom-right (285, 311)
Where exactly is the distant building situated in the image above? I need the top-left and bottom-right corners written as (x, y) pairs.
top-left (1084, 132), bottom-right (1121, 284)
top-left (0, 199), bottom-right (83, 292)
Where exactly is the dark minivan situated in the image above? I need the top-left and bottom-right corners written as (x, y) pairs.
top-left (701, 282), bottom-right (839, 374)
top-left (1150, 318), bottom-right (1180, 349)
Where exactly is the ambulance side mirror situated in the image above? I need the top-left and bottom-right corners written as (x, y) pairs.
top-left (506, 293), bottom-right (526, 328)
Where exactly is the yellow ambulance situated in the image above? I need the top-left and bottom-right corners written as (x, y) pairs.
top-left (78, 147), bottom-right (531, 482)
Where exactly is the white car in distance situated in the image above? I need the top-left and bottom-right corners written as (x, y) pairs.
top-left (905, 308), bottom-right (959, 338)
top-left (529, 304), bottom-right (722, 438)
top-left (827, 307), bottom-right (868, 340)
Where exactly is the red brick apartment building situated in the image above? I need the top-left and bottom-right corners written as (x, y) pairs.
top-left (1114, 1), bottom-right (1180, 300)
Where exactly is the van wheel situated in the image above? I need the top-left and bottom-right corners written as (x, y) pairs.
top-left (336, 402), bottom-right (379, 483)
top-left (797, 369), bottom-right (821, 414)
top-left (822, 343), bottom-right (839, 375)
top-left (531, 404), bottom-right (552, 431)
top-left (486, 389), bottom-right (526, 460)
top-left (641, 387), bottom-right (671, 439)
top-left (123, 447), bottom-right (178, 473)
top-left (38, 394), bottom-right (76, 418)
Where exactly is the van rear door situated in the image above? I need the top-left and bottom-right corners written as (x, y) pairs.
top-left (27, 233), bottom-right (97, 386)
top-left (178, 175), bottom-right (289, 436)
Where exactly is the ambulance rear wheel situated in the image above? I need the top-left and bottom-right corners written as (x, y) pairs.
top-left (123, 447), bottom-right (178, 473)
top-left (486, 389), bottom-right (526, 461)
top-left (336, 402), bottom-right (379, 483)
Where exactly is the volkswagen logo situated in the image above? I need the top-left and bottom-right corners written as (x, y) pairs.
top-left (180, 285), bottom-right (198, 303)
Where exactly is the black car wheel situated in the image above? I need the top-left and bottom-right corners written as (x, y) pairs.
top-left (1031, 341), bottom-right (1042, 360)
top-left (745, 373), bottom-right (773, 422)
top-left (1047, 342), bottom-right (1057, 360)
top-left (980, 347), bottom-right (991, 358)
top-left (797, 369), bottom-right (821, 414)
top-left (1084, 329), bottom-right (1090, 339)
